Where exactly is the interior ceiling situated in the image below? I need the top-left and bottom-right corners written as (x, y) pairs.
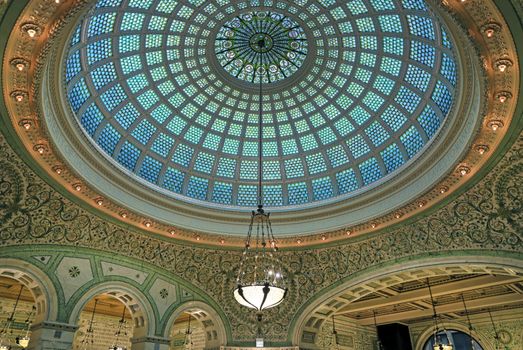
top-left (334, 274), bottom-right (523, 326)
top-left (64, 0), bottom-right (457, 209)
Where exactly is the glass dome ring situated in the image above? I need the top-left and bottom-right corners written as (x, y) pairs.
top-left (43, 20), bottom-right (483, 239)
top-left (38, 0), bottom-right (485, 239)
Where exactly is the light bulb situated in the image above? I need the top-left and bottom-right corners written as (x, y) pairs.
top-left (16, 63), bottom-right (25, 71)
top-left (498, 64), bottom-right (506, 72)
top-left (27, 29), bottom-right (36, 37)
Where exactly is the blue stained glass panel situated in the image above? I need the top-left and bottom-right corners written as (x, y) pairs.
top-left (66, 0), bottom-right (458, 208)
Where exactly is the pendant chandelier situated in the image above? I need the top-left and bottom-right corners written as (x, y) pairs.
top-left (109, 305), bottom-right (128, 350)
top-left (233, 37), bottom-right (287, 311)
top-left (0, 285), bottom-right (33, 350)
top-left (427, 279), bottom-right (453, 350)
top-left (460, 294), bottom-right (476, 350)
top-left (183, 312), bottom-right (193, 350)
top-left (16, 305), bottom-right (35, 348)
top-left (81, 299), bottom-right (98, 350)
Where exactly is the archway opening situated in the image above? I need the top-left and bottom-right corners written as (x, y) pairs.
top-left (0, 276), bottom-right (36, 349)
top-left (73, 293), bottom-right (133, 350)
top-left (169, 309), bottom-right (221, 350)
top-left (296, 263), bottom-right (523, 350)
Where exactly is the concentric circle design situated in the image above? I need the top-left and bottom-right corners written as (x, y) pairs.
top-left (64, 0), bottom-right (458, 209)
top-left (215, 11), bottom-right (307, 83)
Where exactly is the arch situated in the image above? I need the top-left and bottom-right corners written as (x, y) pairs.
top-left (291, 255), bottom-right (523, 347)
top-left (163, 300), bottom-right (227, 349)
top-left (0, 258), bottom-right (59, 324)
top-left (67, 281), bottom-right (156, 337)
top-left (414, 322), bottom-right (492, 350)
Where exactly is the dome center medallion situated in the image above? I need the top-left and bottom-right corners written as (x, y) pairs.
top-left (215, 11), bottom-right (308, 83)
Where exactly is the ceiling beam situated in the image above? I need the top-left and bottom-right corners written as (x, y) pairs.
top-left (354, 294), bottom-right (523, 326)
top-left (335, 275), bottom-right (522, 314)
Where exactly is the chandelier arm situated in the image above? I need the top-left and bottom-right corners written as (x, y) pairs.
top-left (237, 213), bottom-right (256, 283)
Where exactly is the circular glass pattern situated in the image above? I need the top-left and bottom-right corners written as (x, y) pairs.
top-left (215, 11), bottom-right (307, 83)
top-left (64, 0), bottom-right (458, 209)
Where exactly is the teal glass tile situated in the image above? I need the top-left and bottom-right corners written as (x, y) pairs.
top-left (417, 106), bottom-right (440, 139)
top-left (217, 158), bottom-right (236, 178)
top-left (194, 152), bottom-right (215, 174)
top-left (139, 155), bottom-right (162, 183)
top-left (98, 123), bottom-right (121, 155)
top-left (359, 157), bottom-right (382, 185)
top-left (326, 145), bottom-right (349, 168)
top-left (151, 133), bottom-right (174, 157)
top-left (381, 143), bottom-right (404, 173)
top-left (312, 177), bottom-right (333, 201)
top-left (80, 103), bottom-right (104, 136)
top-left (187, 176), bottom-right (208, 200)
top-left (172, 143), bottom-right (194, 167)
top-left (117, 141), bottom-right (141, 170)
top-left (336, 168), bottom-right (359, 194)
top-left (212, 182), bottom-right (233, 204)
top-left (163, 167), bottom-right (184, 193)
top-left (400, 126), bottom-right (425, 158)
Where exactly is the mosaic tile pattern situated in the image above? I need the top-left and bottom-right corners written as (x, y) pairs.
top-left (66, 0), bottom-right (457, 207)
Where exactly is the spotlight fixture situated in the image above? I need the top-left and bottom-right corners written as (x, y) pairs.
top-left (19, 119), bottom-right (33, 130)
top-left (495, 91), bottom-right (512, 103)
top-left (52, 165), bottom-right (63, 174)
top-left (33, 144), bottom-right (47, 154)
top-left (21, 23), bottom-right (41, 38)
top-left (475, 145), bottom-right (489, 155)
top-left (487, 120), bottom-right (503, 131)
top-left (458, 165), bottom-right (470, 176)
top-left (480, 22), bottom-right (501, 38)
top-left (11, 90), bottom-right (27, 102)
top-left (10, 58), bottom-right (29, 71)
top-left (494, 58), bottom-right (512, 72)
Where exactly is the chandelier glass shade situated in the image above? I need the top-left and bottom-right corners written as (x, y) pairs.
top-left (233, 206), bottom-right (287, 311)
top-left (17, 337), bottom-right (30, 348)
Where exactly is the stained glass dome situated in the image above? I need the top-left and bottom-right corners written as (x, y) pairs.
top-left (65, 0), bottom-right (457, 209)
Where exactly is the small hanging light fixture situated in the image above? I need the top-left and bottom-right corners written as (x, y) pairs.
top-left (330, 315), bottom-right (339, 349)
top-left (81, 299), bottom-right (98, 350)
top-left (184, 312), bottom-right (193, 350)
top-left (0, 285), bottom-right (25, 350)
top-left (372, 310), bottom-right (384, 350)
top-left (16, 305), bottom-right (36, 348)
top-left (109, 305), bottom-right (128, 350)
top-left (427, 279), bottom-right (453, 350)
top-left (460, 294), bottom-right (475, 350)
top-left (487, 310), bottom-right (500, 350)
top-left (233, 36), bottom-right (287, 312)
